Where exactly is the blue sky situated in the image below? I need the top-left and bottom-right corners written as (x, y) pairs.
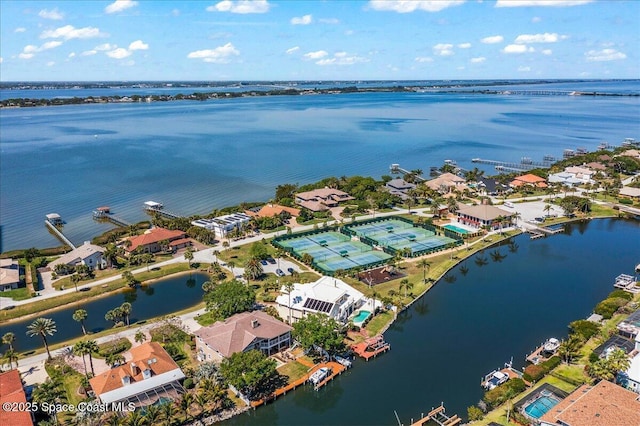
top-left (1, 0), bottom-right (638, 81)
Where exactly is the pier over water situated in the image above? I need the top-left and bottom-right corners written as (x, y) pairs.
top-left (45, 213), bottom-right (76, 249)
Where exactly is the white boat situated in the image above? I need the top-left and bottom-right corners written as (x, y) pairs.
top-left (635, 263), bottom-right (640, 273)
top-left (334, 355), bottom-right (352, 368)
top-left (542, 338), bottom-right (560, 354)
top-left (481, 370), bottom-right (509, 390)
top-left (309, 367), bottom-right (331, 386)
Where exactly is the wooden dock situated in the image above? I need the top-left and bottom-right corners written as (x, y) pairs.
top-left (351, 334), bottom-right (390, 361)
top-left (143, 201), bottom-right (182, 219)
top-left (410, 403), bottom-right (461, 426)
top-left (93, 207), bottom-right (131, 227)
top-left (44, 218), bottom-right (76, 249)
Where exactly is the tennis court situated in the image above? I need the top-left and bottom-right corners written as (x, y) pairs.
top-left (346, 218), bottom-right (459, 255)
top-left (275, 230), bottom-right (392, 273)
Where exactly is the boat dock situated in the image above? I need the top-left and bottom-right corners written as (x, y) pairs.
top-left (526, 339), bottom-right (560, 365)
top-left (390, 164), bottom-right (426, 182)
top-left (143, 200), bottom-right (182, 219)
top-left (472, 157), bottom-right (551, 172)
top-left (410, 404), bottom-right (461, 426)
top-left (351, 334), bottom-right (390, 361)
top-left (613, 273), bottom-right (640, 294)
top-left (44, 213), bottom-right (76, 249)
top-left (92, 206), bottom-right (131, 227)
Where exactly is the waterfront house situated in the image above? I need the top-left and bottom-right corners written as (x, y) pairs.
top-left (424, 173), bottom-right (467, 194)
top-left (275, 276), bottom-right (369, 324)
top-left (509, 173), bottom-right (548, 189)
top-left (194, 311), bottom-right (292, 362)
top-left (89, 342), bottom-right (185, 410)
top-left (385, 178), bottom-right (416, 200)
top-left (619, 186), bottom-right (640, 201)
top-left (294, 188), bottom-right (355, 212)
top-left (191, 213), bottom-right (251, 239)
top-left (456, 204), bottom-right (514, 230)
top-left (548, 172), bottom-right (584, 187)
top-left (475, 178), bottom-right (509, 196)
top-left (617, 309), bottom-right (640, 339)
top-left (245, 203), bottom-right (301, 219)
top-left (0, 259), bottom-right (21, 292)
top-left (48, 241), bottom-right (106, 271)
top-left (620, 334), bottom-right (640, 394)
top-left (0, 369), bottom-right (34, 426)
top-left (620, 149), bottom-right (640, 160)
top-left (539, 380), bottom-right (640, 426)
top-left (125, 227), bottom-right (189, 254)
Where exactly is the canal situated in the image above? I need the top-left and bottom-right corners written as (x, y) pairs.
top-left (225, 218), bottom-right (640, 425)
top-left (0, 272), bottom-right (208, 354)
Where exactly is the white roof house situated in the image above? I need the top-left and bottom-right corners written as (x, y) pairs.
top-left (48, 241), bottom-right (106, 270)
top-left (276, 276), bottom-right (372, 324)
top-left (548, 172), bottom-right (583, 187)
top-left (191, 213), bottom-right (251, 238)
top-left (622, 334), bottom-right (640, 394)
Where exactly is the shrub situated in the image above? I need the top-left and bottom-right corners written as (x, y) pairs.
top-left (589, 352), bottom-right (599, 363)
top-left (594, 297), bottom-right (629, 319)
top-left (542, 356), bottom-right (561, 370)
top-left (569, 320), bottom-right (601, 341)
top-left (98, 338), bottom-right (132, 357)
top-left (523, 364), bottom-right (547, 382)
top-left (467, 406), bottom-right (484, 421)
top-left (607, 289), bottom-right (633, 301)
top-left (183, 378), bottom-right (194, 389)
top-left (618, 198), bottom-right (633, 205)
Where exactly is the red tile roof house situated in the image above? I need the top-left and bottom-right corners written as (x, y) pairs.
top-left (125, 227), bottom-right (190, 254)
top-left (295, 188), bottom-right (355, 212)
top-left (245, 204), bottom-right (301, 218)
top-left (539, 380), bottom-right (640, 426)
top-left (89, 342), bottom-right (185, 410)
top-left (194, 311), bottom-right (293, 362)
top-left (0, 369), bottom-right (34, 426)
top-left (509, 173), bottom-right (548, 189)
top-left (456, 204), bottom-right (515, 231)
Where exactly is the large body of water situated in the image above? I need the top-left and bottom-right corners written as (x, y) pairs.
top-left (226, 219), bottom-right (640, 425)
top-left (1, 81), bottom-right (639, 252)
top-left (0, 272), bottom-right (207, 353)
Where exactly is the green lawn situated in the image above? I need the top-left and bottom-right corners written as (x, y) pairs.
top-left (0, 287), bottom-right (31, 301)
top-left (277, 360), bottom-right (309, 382)
top-left (364, 311), bottom-right (394, 337)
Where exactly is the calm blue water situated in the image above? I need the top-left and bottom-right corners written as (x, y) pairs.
top-left (1, 82), bottom-right (639, 251)
top-left (0, 272), bottom-right (207, 353)
top-left (225, 218), bottom-right (640, 425)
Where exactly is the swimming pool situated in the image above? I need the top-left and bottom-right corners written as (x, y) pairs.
top-left (352, 310), bottom-right (371, 325)
top-left (524, 395), bottom-right (560, 419)
top-left (443, 224), bottom-right (471, 234)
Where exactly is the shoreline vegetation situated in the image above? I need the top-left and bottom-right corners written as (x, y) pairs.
top-left (2, 79), bottom-right (638, 108)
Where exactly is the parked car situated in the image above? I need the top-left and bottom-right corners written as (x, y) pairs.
top-left (260, 259), bottom-right (268, 266)
top-left (275, 269), bottom-right (285, 277)
top-left (267, 257), bottom-right (276, 264)
top-left (287, 267), bottom-right (295, 274)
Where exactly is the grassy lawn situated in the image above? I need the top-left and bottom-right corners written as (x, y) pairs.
top-left (364, 311), bottom-right (394, 337)
top-left (552, 364), bottom-right (588, 385)
top-left (0, 263), bottom-right (191, 323)
top-left (0, 286), bottom-right (31, 301)
top-left (277, 360), bottom-right (309, 382)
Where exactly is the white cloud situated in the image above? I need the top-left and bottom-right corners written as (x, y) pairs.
top-left (46, 61), bottom-right (55, 67)
top-left (541, 49), bottom-right (552, 55)
top-left (207, 1), bottom-right (271, 14)
top-left (532, 16), bottom-right (542, 23)
top-left (458, 43), bottom-right (471, 49)
top-left (0, 57), bottom-right (3, 63)
top-left (171, 9), bottom-right (180, 16)
top-left (106, 48), bottom-right (132, 59)
top-left (515, 32), bottom-right (561, 43)
top-left (496, 0), bottom-right (592, 7)
top-left (291, 14), bottom-right (312, 25)
top-left (129, 40), bottom-right (149, 50)
top-left (319, 18), bottom-right (339, 24)
top-left (433, 43), bottom-right (454, 56)
top-left (470, 57), bottom-right (486, 63)
top-left (20, 41), bottom-right (63, 57)
top-left (316, 52), bottom-right (369, 66)
top-left (303, 50), bottom-right (328, 60)
top-left (95, 43), bottom-right (115, 51)
top-left (585, 48), bottom-right (627, 62)
top-left (481, 35), bottom-right (504, 44)
top-left (15, 27), bottom-right (26, 33)
top-left (81, 50), bottom-right (97, 56)
top-left (41, 41), bottom-right (63, 50)
top-left (368, 0), bottom-right (465, 13)
top-left (105, 0), bottom-right (138, 14)
top-left (502, 44), bottom-right (528, 53)
top-left (18, 53), bottom-right (34, 59)
top-left (23, 45), bottom-right (38, 54)
top-left (40, 25), bottom-right (106, 40)
top-left (187, 42), bottom-right (240, 63)
top-left (286, 46), bottom-right (300, 54)
top-left (68, 52), bottom-right (76, 58)
top-left (415, 56), bottom-right (434, 62)
top-left (518, 66), bottom-right (531, 72)
top-left (39, 8), bottom-right (64, 20)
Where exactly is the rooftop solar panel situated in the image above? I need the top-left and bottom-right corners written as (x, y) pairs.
top-left (303, 297), bottom-right (334, 314)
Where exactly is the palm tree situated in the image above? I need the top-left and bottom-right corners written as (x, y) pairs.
top-left (124, 410), bottom-right (146, 426)
top-left (184, 247), bottom-right (194, 267)
top-left (227, 261), bottom-right (236, 277)
top-left (399, 279), bottom-right (410, 299)
top-left (244, 257), bottom-right (264, 281)
top-left (106, 352), bottom-right (126, 368)
top-left (26, 317), bottom-right (57, 360)
top-left (417, 259), bottom-right (430, 283)
top-left (120, 302), bottom-right (132, 326)
top-left (83, 339), bottom-right (99, 375)
top-left (283, 282), bottom-right (295, 324)
top-left (73, 341), bottom-right (89, 376)
top-left (143, 404), bottom-right (161, 424)
top-left (73, 309), bottom-right (88, 335)
top-left (71, 273), bottom-right (81, 292)
top-left (212, 249), bottom-right (220, 264)
top-left (135, 330), bottom-right (147, 344)
top-left (2, 348), bottom-right (19, 369)
top-left (178, 392), bottom-right (194, 422)
top-left (557, 334), bottom-right (582, 364)
top-left (2, 332), bottom-right (16, 352)
top-left (32, 378), bottom-right (66, 424)
top-left (222, 240), bottom-right (230, 252)
top-left (161, 400), bottom-right (175, 426)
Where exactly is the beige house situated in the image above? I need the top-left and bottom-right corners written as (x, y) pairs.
top-left (456, 204), bottom-right (514, 230)
top-left (295, 188), bottom-right (354, 212)
top-left (619, 186), bottom-right (640, 200)
top-left (48, 241), bottom-right (106, 271)
top-left (0, 259), bottom-right (21, 292)
top-left (195, 311), bottom-right (292, 362)
top-left (424, 173), bottom-right (467, 194)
